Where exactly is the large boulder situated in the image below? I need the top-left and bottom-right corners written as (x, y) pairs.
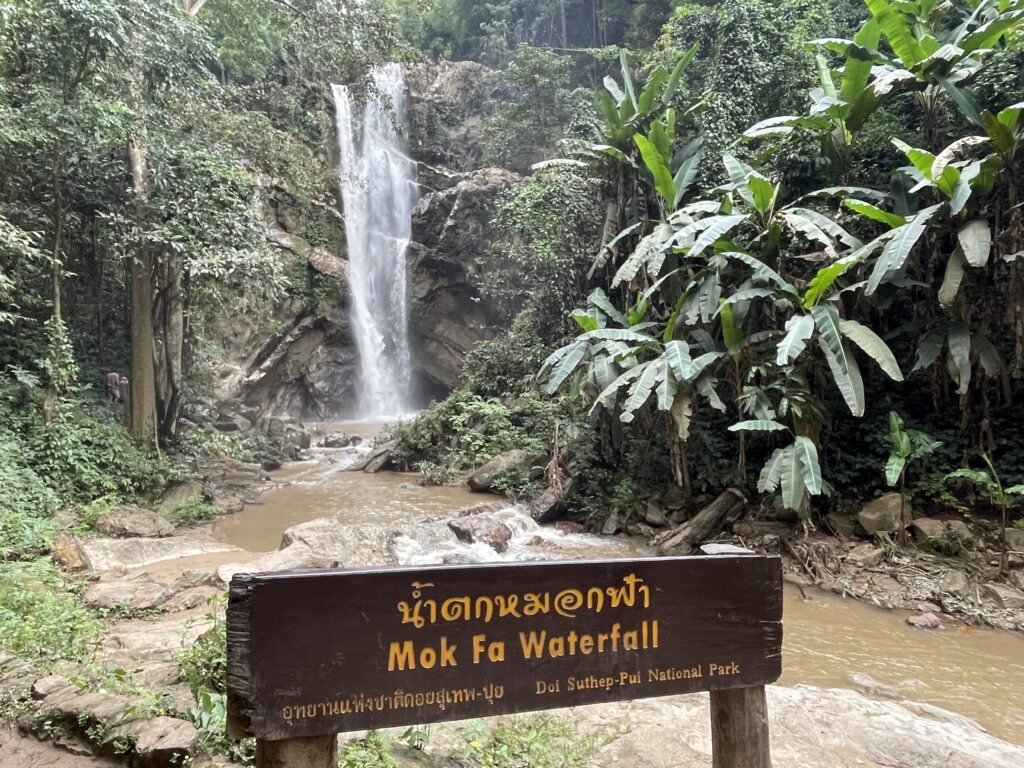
top-left (84, 576), bottom-right (172, 611)
top-left (321, 431), bottom-right (358, 448)
top-left (157, 481), bottom-right (205, 515)
top-left (857, 493), bottom-right (909, 535)
top-left (847, 543), bottom-right (884, 568)
top-left (241, 314), bottom-right (359, 419)
top-left (95, 506), bottom-right (174, 538)
top-left (55, 535), bottom-right (242, 574)
top-left (982, 583), bottom-right (1024, 610)
top-left (447, 516), bottom-right (513, 553)
top-left (938, 569), bottom-right (972, 596)
top-left (823, 511), bottom-right (857, 538)
top-left (1006, 528), bottom-right (1024, 552)
top-left (307, 246), bottom-right (349, 293)
top-left (910, 518), bottom-right (972, 549)
top-left (219, 518), bottom-right (402, 583)
top-left (467, 449), bottom-right (544, 493)
top-left (132, 716), bottom-right (199, 768)
top-left (347, 442), bottom-right (396, 473)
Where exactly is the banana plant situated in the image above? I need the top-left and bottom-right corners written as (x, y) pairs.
top-left (586, 47), bottom-right (706, 282)
top-left (885, 411), bottom-right (941, 492)
top-left (540, 289), bottom-right (724, 429)
top-left (592, 46), bottom-right (702, 161)
top-left (748, 0), bottom-right (1023, 183)
top-left (814, 0), bottom-right (1023, 129)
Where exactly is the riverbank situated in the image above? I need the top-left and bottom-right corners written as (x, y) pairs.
top-left (3, 423), bottom-right (1023, 766)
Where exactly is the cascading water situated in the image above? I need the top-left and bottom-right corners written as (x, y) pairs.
top-left (332, 64), bottom-right (418, 419)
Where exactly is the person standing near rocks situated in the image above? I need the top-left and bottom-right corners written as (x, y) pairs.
top-left (105, 371), bottom-right (121, 403)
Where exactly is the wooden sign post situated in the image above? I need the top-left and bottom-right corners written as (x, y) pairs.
top-left (227, 555), bottom-right (782, 768)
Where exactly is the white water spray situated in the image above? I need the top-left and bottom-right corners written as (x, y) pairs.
top-left (332, 64), bottom-right (418, 419)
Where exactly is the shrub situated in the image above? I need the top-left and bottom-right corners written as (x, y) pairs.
top-left (458, 714), bottom-right (617, 768)
top-left (0, 559), bottom-right (104, 666)
top-left (0, 433), bottom-right (58, 559)
top-left (24, 398), bottom-right (168, 502)
top-left (388, 390), bottom-right (554, 483)
top-left (339, 731), bottom-right (398, 768)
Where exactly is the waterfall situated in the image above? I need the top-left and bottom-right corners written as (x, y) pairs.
top-left (332, 64), bottom-right (417, 419)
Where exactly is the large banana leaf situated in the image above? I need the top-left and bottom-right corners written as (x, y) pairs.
top-left (758, 447), bottom-right (788, 495)
top-left (729, 420), bottom-right (789, 433)
top-left (776, 314), bottom-right (815, 365)
top-left (947, 322), bottom-right (972, 395)
top-left (779, 445), bottom-right (805, 513)
top-left (843, 199), bottom-right (905, 229)
top-left (673, 139), bottom-right (703, 207)
top-left (579, 327), bottom-right (652, 343)
top-left (820, 337), bottom-right (866, 416)
top-left (663, 340), bottom-right (692, 382)
top-left (747, 173), bottom-right (777, 217)
top-left (781, 210), bottom-right (840, 256)
top-left (840, 17), bottom-right (881, 106)
top-left (960, 10), bottom-right (1024, 53)
top-left (839, 319), bottom-right (904, 381)
top-left (586, 288), bottom-right (628, 326)
top-left (612, 221), bottom-right (673, 287)
top-left (786, 206), bottom-right (863, 249)
top-left (663, 43), bottom-right (700, 106)
top-left (590, 367), bottom-right (642, 415)
top-left (543, 342), bottom-right (588, 394)
top-left (803, 256), bottom-right (859, 308)
top-left (866, 204), bottom-right (941, 294)
top-left (865, 0), bottom-right (922, 68)
top-left (671, 391), bottom-right (694, 440)
top-left (590, 221), bottom-right (641, 277)
top-left (794, 436), bottom-right (822, 496)
top-left (958, 219), bottom-right (992, 267)
top-left (812, 304), bottom-right (850, 374)
top-left (724, 251), bottom-right (795, 293)
top-left (634, 135), bottom-right (675, 205)
top-left (619, 49), bottom-right (637, 109)
top-left (686, 214), bottom-right (747, 256)
top-left (619, 361), bottom-right (661, 423)
top-left (938, 246), bottom-right (967, 307)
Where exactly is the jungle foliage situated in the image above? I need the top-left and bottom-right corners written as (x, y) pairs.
top-left (529, 0), bottom-right (1024, 521)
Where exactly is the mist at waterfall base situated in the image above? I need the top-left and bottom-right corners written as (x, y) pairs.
top-left (333, 65), bottom-right (419, 421)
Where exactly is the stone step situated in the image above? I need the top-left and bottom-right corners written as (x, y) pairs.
top-left (2, 660), bottom-right (199, 768)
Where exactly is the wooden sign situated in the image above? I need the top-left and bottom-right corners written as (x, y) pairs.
top-left (227, 555), bottom-right (782, 742)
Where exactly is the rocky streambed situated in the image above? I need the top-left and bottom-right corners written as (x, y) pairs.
top-left (7, 427), bottom-right (1024, 767)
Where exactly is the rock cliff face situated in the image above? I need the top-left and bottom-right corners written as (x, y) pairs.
top-left (207, 62), bottom-right (519, 419)
top-left (408, 166), bottom-right (524, 392)
top-left (405, 61), bottom-right (512, 181)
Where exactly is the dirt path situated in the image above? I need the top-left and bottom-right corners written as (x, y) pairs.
top-left (0, 730), bottom-right (121, 768)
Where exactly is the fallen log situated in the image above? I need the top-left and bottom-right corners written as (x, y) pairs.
top-left (653, 488), bottom-right (747, 554)
top-left (526, 472), bottom-right (577, 524)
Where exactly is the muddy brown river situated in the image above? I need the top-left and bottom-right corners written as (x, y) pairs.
top-left (209, 426), bottom-right (1024, 745)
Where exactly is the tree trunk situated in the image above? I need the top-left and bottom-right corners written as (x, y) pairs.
top-left (128, 54), bottom-right (158, 448)
top-left (653, 488), bottom-right (746, 554)
top-left (93, 216), bottom-right (105, 368)
top-left (155, 257), bottom-right (184, 436)
top-left (42, 149), bottom-right (65, 423)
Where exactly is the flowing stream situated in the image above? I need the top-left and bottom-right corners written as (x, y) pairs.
top-left (333, 66), bottom-right (417, 419)
top-left (210, 425), bottom-right (1024, 745)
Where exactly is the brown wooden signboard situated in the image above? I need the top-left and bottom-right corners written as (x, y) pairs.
top-left (227, 555), bottom-right (782, 747)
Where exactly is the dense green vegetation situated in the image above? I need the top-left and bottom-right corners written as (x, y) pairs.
top-left (393, 0), bottom-right (1024, 531)
top-left (3, 0), bottom-right (1024, 761)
